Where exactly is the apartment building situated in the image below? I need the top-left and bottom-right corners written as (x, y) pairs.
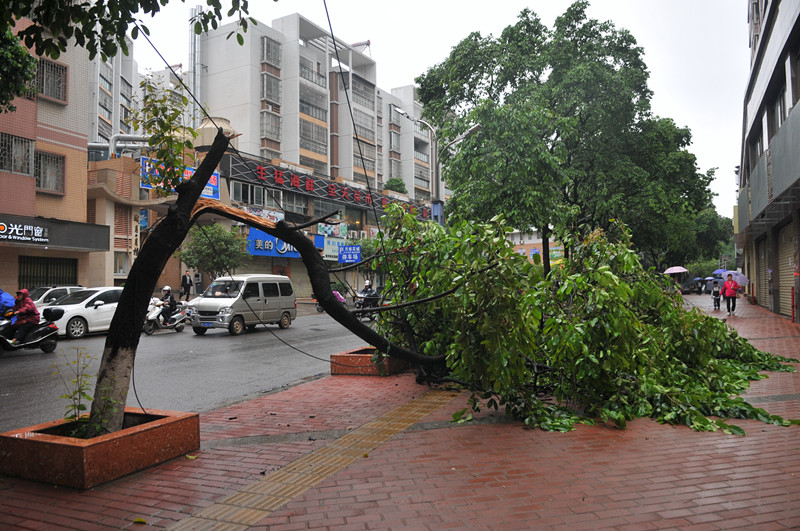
top-left (0, 21), bottom-right (109, 292)
top-left (183, 12), bottom-right (435, 294)
top-left (735, 0), bottom-right (800, 320)
top-left (88, 38), bottom-right (139, 145)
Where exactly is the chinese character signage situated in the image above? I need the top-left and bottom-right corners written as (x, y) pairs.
top-left (246, 228), bottom-right (300, 258)
top-left (338, 245), bottom-right (361, 264)
top-left (140, 157), bottom-right (220, 200)
top-left (229, 157), bottom-right (431, 220)
top-left (0, 221), bottom-right (49, 244)
top-left (323, 237), bottom-right (345, 261)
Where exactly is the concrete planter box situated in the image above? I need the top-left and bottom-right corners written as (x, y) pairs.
top-left (331, 346), bottom-right (409, 376)
top-left (0, 408), bottom-right (199, 489)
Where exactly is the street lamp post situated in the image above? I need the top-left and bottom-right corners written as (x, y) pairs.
top-left (394, 107), bottom-right (480, 225)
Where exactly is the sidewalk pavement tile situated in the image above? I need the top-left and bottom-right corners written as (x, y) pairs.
top-left (1, 293), bottom-right (800, 529)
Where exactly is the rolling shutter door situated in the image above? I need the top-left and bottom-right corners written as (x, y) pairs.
top-left (777, 223), bottom-right (795, 317)
top-left (757, 239), bottom-right (769, 309)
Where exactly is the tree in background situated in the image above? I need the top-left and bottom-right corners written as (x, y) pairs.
top-left (383, 177), bottom-right (408, 194)
top-left (416, 2), bottom-right (714, 269)
top-left (177, 224), bottom-right (251, 280)
top-left (0, 26), bottom-right (37, 113)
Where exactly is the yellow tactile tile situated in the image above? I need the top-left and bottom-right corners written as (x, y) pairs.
top-left (170, 389), bottom-right (454, 530)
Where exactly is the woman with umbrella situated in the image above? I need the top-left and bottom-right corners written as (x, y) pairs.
top-left (722, 273), bottom-right (741, 315)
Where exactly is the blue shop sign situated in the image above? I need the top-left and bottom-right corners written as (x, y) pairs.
top-left (247, 228), bottom-right (300, 258)
top-left (140, 157), bottom-right (220, 200)
top-left (338, 245), bottom-right (361, 264)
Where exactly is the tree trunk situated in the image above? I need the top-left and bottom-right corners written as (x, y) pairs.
top-left (542, 226), bottom-right (551, 278)
top-left (87, 129), bottom-right (230, 436)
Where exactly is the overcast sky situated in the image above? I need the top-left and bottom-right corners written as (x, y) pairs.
top-left (134, 0), bottom-right (748, 216)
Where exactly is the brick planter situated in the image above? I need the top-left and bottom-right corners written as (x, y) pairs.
top-left (331, 346), bottom-right (409, 376)
top-left (0, 408), bottom-right (199, 489)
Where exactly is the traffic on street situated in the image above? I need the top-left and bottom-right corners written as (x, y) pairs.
top-left (0, 306), bottom-right (366, 433)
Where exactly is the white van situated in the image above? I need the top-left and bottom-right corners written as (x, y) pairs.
top-left (187, 274), bottom-right (296, 335)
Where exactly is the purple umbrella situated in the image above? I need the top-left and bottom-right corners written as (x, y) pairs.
top-left (664, 266), bottom-right (688, 274)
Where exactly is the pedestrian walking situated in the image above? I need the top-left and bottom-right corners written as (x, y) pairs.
top-left (722, 274), bottom-right (741, 315)
top-left (180, 270), bottom-right (193, 301)
top-left (711, 280), bottom-right (721, 311)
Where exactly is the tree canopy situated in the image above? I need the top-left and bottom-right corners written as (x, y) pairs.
top-left (1, 0), bottom-right (257, 59)
top-left (416, 1), bottom-right (715, 263)
top-left (0, 26), bottom-right (36, 113)
top-left (372, 205), bottom-right (796, 434)
top-left (177, 224), bottom-right (251, 280)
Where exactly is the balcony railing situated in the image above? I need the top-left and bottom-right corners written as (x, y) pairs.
top-left (299, 65), bottom-right (327, 88)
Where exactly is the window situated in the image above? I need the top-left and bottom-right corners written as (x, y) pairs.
top-left (114, 252), bottom-right (129, 275)
top-left (261, 73), bottom-right (281, 104)
top-left (261, 36), bottom-right (281, 67)
top-left (262, 282), bottom-right (279, 297)
top-left (37, 59), bottom-right (67, 102)
top-left (260, 111), bottom-right (282, 141)
top-left (390, 159), bottom-right (402, 179)
top-left (243, 283), bottom-right (259, 299)
top-left (414, 163), bottom-right (430, 189)
top-left (34, 151), bottom-right (65, 193)
top-left (99, 90), bottom-right (113, 120)
top-left (313, 198), bottom-right (343, 219)
top-left (283, 191), bottom-right (307, 214)
top-left (389, 131), bottom-right (401, 150)
top-left (0, 133), bottom-right (33, 175)
top-left (299, 119), bottom-right (327, 155)
top-left (96, 289), bottom-right (121, 305)
top-left (279, 282), bottom-right (293, 296)
top-left (230, 182), bottom-right (264, 206)
top-left (299, 155), bottom-right (326, 176)
top-left (261, 148), bottom-right (281, 162)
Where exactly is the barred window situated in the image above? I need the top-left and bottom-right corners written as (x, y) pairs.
top-left (260, 111), bottom-right (282, 141)
top-left (299, 119), bottom-right (327, 155)
top-left (98, 118), bottom-right (112, 141)
top-left (261, 73), bottom-right (281, 104)
top-left (0, 133), bottom-right (33, 175)
top-left (37, 59), bottom-right (67, 102)
top-left (261, 36), bottom-right (281, 67)
top-left (35, 152), bottom-right (65, 193)
top-left (353, 141), bottom-right (376, 160)
top-left (99, 90), bottom-right (113, 120)
top-left (390, 159), bottom-right (402, 179)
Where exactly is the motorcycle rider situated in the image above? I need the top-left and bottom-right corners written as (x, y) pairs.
top-left (160, 285), bottom-right (177, 324)
top-left (10, 289), bottom-right (39, 344)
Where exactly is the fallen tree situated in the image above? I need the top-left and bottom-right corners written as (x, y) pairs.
top-left (88, 129), bottom-right (444, 436)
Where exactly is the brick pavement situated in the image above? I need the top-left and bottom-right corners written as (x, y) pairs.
top-left (1, 294), bottom-right (800, 529)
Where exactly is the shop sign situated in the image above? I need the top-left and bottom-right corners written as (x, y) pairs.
top-left (338, 245), bottom-right (361, 264)
top-left (230, 158), bottom-right (431, 220)
top-left (323, 237), bottom-right (346, 261)
top-left (246, 228), bottom-right (300, 258)
top-left (0, 221), bottom-right (49, 244)
top-left (140, 157), bottom-right (220, 200)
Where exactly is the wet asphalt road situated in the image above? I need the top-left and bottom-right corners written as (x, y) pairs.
top-left (0, 305), bottom-right (367, 432)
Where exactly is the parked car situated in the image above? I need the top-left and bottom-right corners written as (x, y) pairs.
top-left (28, 286), bottom-right (84, 308)
top-left (49, 287), bottom-right (123, 338)
top-left (187, 274), bottom-right (296, 335)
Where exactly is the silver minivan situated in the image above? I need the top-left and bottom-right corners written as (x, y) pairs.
top-left (187, 274), bottom-right (296, 335)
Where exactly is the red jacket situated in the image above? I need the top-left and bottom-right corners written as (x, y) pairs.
top-left (13, 289), bottom-right (40, 326)
top-left (722, 280), bottom-right (740, 298)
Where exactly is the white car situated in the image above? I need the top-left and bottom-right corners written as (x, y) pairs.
top-left (29, 286), bottom-right (84, 308)
top-left (50, 287), bottom-right (123, 339)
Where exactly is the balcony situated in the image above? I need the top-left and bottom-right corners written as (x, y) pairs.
top-left (299, 65), bottom-right (327, 88)
top-left (738, 104), bottom-right (800, 238)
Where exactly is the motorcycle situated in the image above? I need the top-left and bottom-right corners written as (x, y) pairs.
top-left (353, 289), bottom-right (381, 321)
top-left (314, 290), bottom-right (347, 313)
top-left (0, 307), bottom-right (62, 354)
top-left (142, 298), bottom-right (186, 335)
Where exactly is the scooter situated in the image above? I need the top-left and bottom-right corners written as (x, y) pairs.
top-left (0, 307), bottom-right (62, 354)
top-left (142, 298), bottom-right (186, 335)
top-left (314, 290), bottom-right (347, 313)
top-left (353, 289), bottom-right (380, 321)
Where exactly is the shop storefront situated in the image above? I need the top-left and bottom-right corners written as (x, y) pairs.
top-left (0, 214), bottom-right (109, 291)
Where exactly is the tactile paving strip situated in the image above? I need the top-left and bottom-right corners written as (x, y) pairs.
top-left (170, 389), bottom-right (456, 530)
